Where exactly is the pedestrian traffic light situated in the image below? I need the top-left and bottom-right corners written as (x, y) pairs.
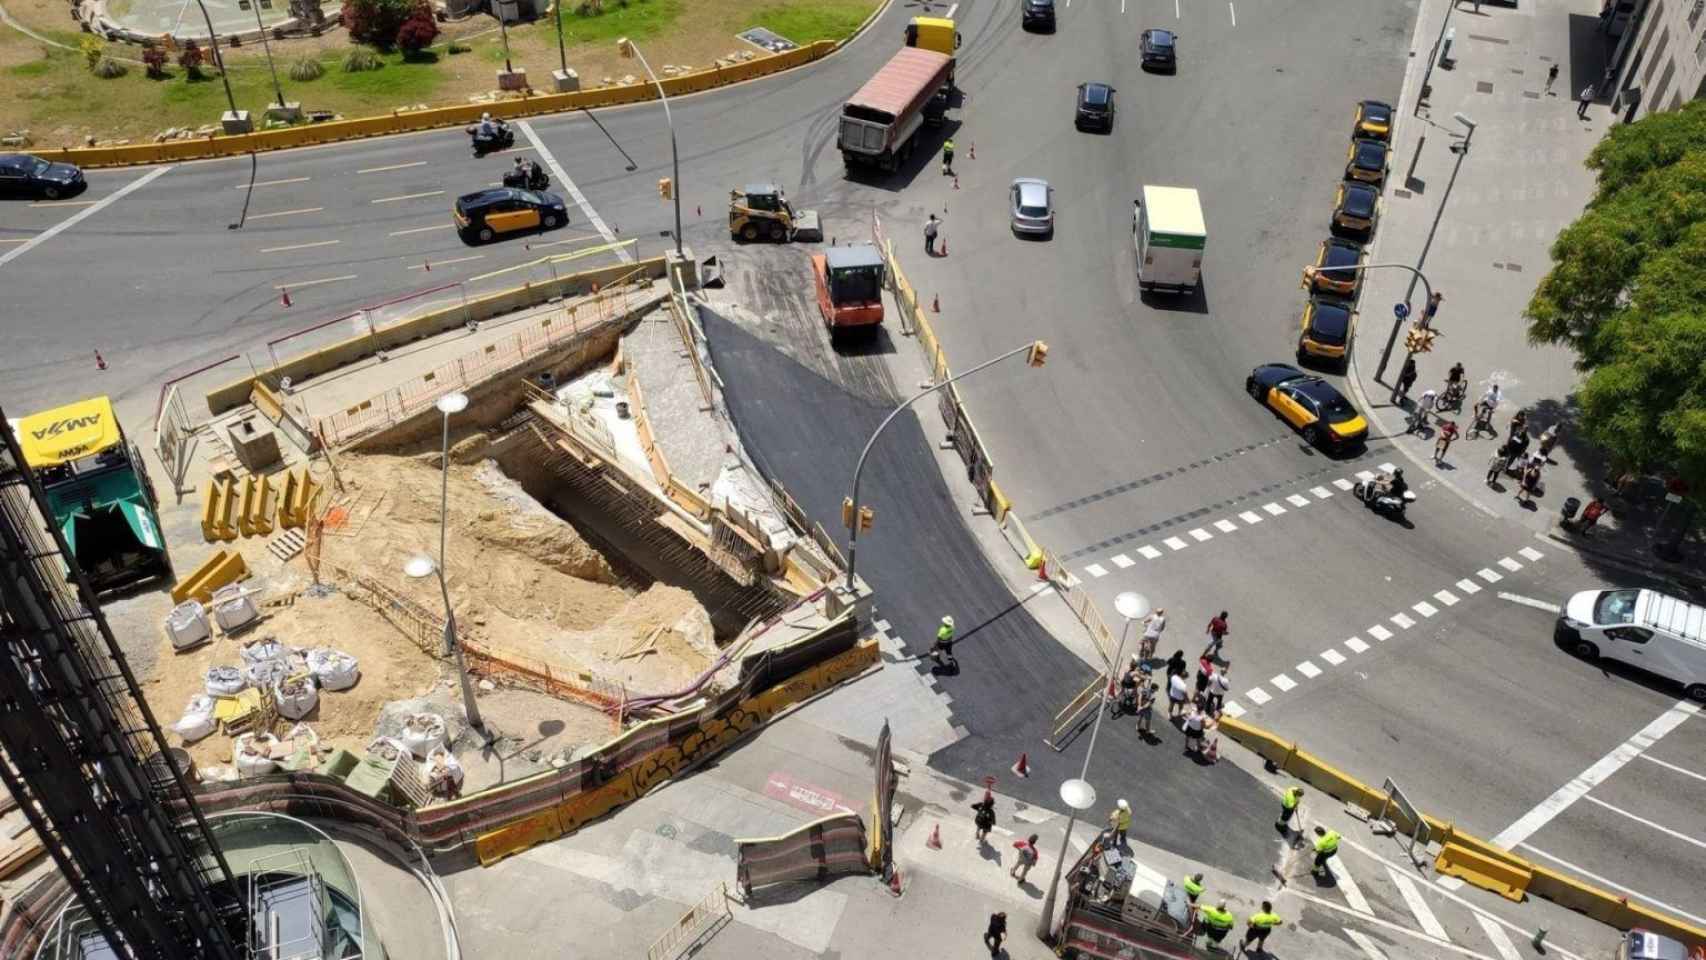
top-left (1027, 340), bottom-right (1049, 367)
top-left (658, 177), bottom-right (673, 200)
top-left (1418, 328), bottom-right (1439, 353)
top-left (859, 506), bottom-right (874, 531)
top-left (1404, 328), bottom-right (1423, 352)
top-left (841, 496), bottom-right (854, 530)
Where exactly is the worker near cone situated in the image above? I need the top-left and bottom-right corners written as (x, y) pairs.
top-left (1242, 901), bottom-right (1284, 954)
top-left (1276, 786), bottom-right (1303, 833)
top-left (942, 137), bottom-right (956, 175)
top-left (1312, 825), bottom-right (1340, 877)
top-left (1009, 833), bottom-right (1039, 883)
top-left (931, 615), bottom-right (957, 670)
top-left (1181, 872), bottom-right (1205, 905)
top-left (1198, 901), bottom-right (1236, 948)
top-left (1107, 798), bottom-right (1131, 846)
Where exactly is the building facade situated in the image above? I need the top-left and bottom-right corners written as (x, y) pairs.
top-left (1606, 0), bottom-right (1706, 119)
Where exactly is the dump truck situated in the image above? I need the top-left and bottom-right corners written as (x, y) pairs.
top-left (904, 15), bottom-right (960, 85)
top-left (811, 243), bottom-right (885, 336)
top-left (1052, 834), bottom-right (1214, 959)
top-left (13, 396), bottom-right (171, 593)
top-left (1133, 184), bottom-right (1207, 295)
top-left (838, 47), bottom-right (954, 173)
top-left (728, 184), bottom-right (822, 243)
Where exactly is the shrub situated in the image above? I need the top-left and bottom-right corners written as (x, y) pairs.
top-left (79, 36), bottom-right (104, 71)
top-left (289, 57), bottom-right (325, 80)
top-left (341, 0), bottom-right (411, 47)
top-left (342, 47), bottom-right (383, 72)
top-left (395, 0), bottom-right (439, 57)
top-left (178, 39), bottom-right (205, 79)
top-left (141, 44), bottom-right (168, 78)
top-left (93, 56), bottom-right (127, 78)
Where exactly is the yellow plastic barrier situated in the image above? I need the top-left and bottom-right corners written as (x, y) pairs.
top-left (474, 806), bottom-right (564, 866)
top-left (239, 475), bottom-right (277, 537)
top-left (1436, 841), bottom-right (1532, 902)
top-left (201, 477), bottom-right (238, 542)
top-left (170, 548), bottom-right (249, 605)
top-left (278, 467), bottom-right (319, 529)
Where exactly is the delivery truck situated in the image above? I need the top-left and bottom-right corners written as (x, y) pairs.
top-left (904, 15), bottom-right (960, 85)
top-left (1052, 833), bottom-right (1219, 959)
top-left (838, 47), bottom-right (954, 173)
top-left (1133, 185), bottom-right (1206, 295)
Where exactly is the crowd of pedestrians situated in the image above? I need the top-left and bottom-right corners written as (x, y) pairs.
top-left (1116, 609), bottom-right (1236, 762)
top-left (1394, 361), bottom-right (1569, 509)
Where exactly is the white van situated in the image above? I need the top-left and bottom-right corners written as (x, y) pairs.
top-left (1557, 588), bottom-right (1706, 703)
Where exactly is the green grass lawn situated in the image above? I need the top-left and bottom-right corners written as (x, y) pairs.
top-left (555, 0), bottom-right (681, 46)
top-left (745, 2), bottom-right (874, 44)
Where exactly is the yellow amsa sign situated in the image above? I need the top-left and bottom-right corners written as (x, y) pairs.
top-left (16, 396), bottom-right (123, 467)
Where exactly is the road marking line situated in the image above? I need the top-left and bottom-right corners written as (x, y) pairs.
top-left (273, 273), bottom-right (356, 290)
top-left (945, 2), bottom-right (958, 15)
top-left (1436, 875), bottom-right (1465, 891)
top-left (372, 190), bottom-right (444, 204)
top-left (1356, 470), bottom-right (1378, 481)
top-left (1296, 661), bottom-right (1322, 679)
top-left (1238, 510), bottom-right (1263, 524)
top-left (1138, 545), bottom-right (1163, 560)
top-left (1434, 589), bottom-right (1460, 606)
top-left (1111, 553), bottom-right (1135, 568)
top-left (358, 160), bottom-right (428, 173)
top-left (1493, 701), bottom-right (1700, 848)
top-left (1345, 930), bottom-right (1389, 960)
top-left (1, 166), bottom-right (171, 270)
top-left (1214, 519), bottom-right (1238, 533)
top-left (1475, 912), bottom-right (1521, 960)
top-left (28, 199), bottom-right (99, 207)
top-left (236, 176), bottom-right (310, 189)
top-left (1222, 700), bottom-right (1245, 718)
top-left (1497, 592), bottom-right (1560, 613)
top-left (1345, 636), bottom-right (1369, 653)
top-left (1085, 563), bottom-right (1109, 578)
top-left (391, 223), bottom-right (454, 236)
top-left (1456, 578), bottom-right (1482, 594)
top-left (1497, 556), bottom-right (1523, 571)
top-left (874, 619), bottom-right (890, 632)
top-left (247, 206), bottom-right (323, 220)
top-left (1582, 795), bottom-right (1706, 850)
top-left (519, 120), bottom-right (631, 263)
top-left (259, 238), bottom-right (340, 254)
top-left (1245, 687), bottom-right (1272, 705)
top-left (1163, 536), bottom-right (1188, 550)
top-left (1641, 753), bottom-right (1706, 784)
top-left (1188, 527), bottom-right (1213, 542)
top-left (1270, 674), bottom-right (1296, 692)
top-left (1320, 649), bottom-right (1347, 665)
top-left (0, 237), bottom-right (30, 244)
top-left (1389, 867), bottom-right (1451, 940)
top-left (1174, 0), bottom-right (1179, 17)
top-left (1312, 485), bottom-right (1333, 499)
top-left (1263, 502), bottom-right (1287, 516)
top-left (1333, 477), bottom-right (1356, 490)
top-left (1228, 0), bottom-right (1236, 25)
top-left (1391, 613), bottom-right (1416, 629)
top-left (408, 255), bottom-right (483, 270)
top-left (1286, 493), bottom-right (1310, 507)
top-left (1518, 546), bottom-right (1545, 561)
top-left (1334, 855), bottom-right (1373, 915)
top-left (1519, 843), bottom-right (1706, 927)
top-left (1412, 601), bottom-right (1439, 617)
top-left (1477, 568), bottom-right (1503, 583)
top-left (1367, 625), bottom-right (1393, 641)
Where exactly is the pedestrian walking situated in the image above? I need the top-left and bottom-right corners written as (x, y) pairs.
top-left (1165, 648), bottom-right (1187, 680)
top-left (931, 614), bottom-right (957, 670)
top-left (1406, 388), bottom-right (1438, 434)
top-left (923, 214), bottom-right (940, 256)
top-left (1392, 355), bottom-right (1419, 403)
top-left (1312, 826), bottom-right (1341, 878)
top-left (1140, 608), bottom-right (1168, 662)
top-left (1276, 786), bottom-right (1303, 832)
top-left (1108, 799), bottom-right (1132, 846)
top-left (1199, 901), bottom-right (1237, 947)
top-left (1181, 872), bottom-right (1206, 905)
top-left (1010, 834), bottom-right (1040, 883)
top-left (1424, 291), bottom-right (1444, 323)
top-left (1208, 663), bottom-right (1231, 713)
top-left (1135, 677), bottom-right (1158, 738)
top-left (1578, 84), bottom-right (1595, 118)
top-left (1242, 901), bottom-right (1285, 955)
top-left (1183, 705), bottom-right (1206, 755)
top-left (1509, 409), bottom-right (1528, 439)
top-left (1167, 670), bottom-right (1190, 720)
top-left (942, 137), bottom-right (956, 175)
top-left (1487, 445), bottom-right (1511, 486)
top-left (1517, 459), bottom-right (1543, 505)
top-left (1545, 62), bottom-right (1560, 93)
top-left (1203, 610), bottom-right (1230, 660)
top-left (1538, 423), bottom-right (1562, 461)
top-left (1577, 496), bottom-right (1609, 536)
top-left (972, 792), bottom-right (996, 843)
top-left (1508, 427), bottom-right (1531, 469)
top-left (1195, 654), bottom-right (1215, 696)
top-left (983, 911), bottom-right (1006, 956)
top-left (1434, 419), bottom-right (1459, 464)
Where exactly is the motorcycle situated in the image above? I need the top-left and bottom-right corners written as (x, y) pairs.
top-left (467, 123), bottom-right (515, 157)
top-left (1353, 477), bottom-right (1417, 518)
top-left (502, 165), bottom-right (550, 192)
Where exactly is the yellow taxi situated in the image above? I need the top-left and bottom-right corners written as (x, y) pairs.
top-left (1246, 363), bottom-right (1368, 450)
top-left (1304, 237), bottom-right (1366, 297)
top-left (454, 187), bottom-right (569, 244)
top-left (1331, 180), bottom-right (1380, 236)
top-left (1345, 138), bottom-right (1389, 185)
top-left (1297, 297), bottom-right (1356, 369)
top-left (1353, 99), bottom-right (1394, 140)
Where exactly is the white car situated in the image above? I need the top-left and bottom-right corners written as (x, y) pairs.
top-left (1010, 178), bottom-right (1054, 237)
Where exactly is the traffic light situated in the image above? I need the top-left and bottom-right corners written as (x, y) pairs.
top-left (658, 177), bottom-right (673, 200)
top-left (859, 506), bottom-right (874, 531)
top-left (1419, 328), bottom-right (1439, 352)
top-left (1404, 327), bottom-right (1424, 352)
top-left (841, 496), bottom-right (854, 530)
top-left (1027, 340), bottom-right (1049, 367)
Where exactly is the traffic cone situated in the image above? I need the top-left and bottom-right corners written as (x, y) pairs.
top-left (1205, 737), bottom-right (1220, 764)
top-left (888, 867), bottom-right (904, 896)
top-left (1011, 752), bottom-right (1029, 778)
top-left (927, 823), bottom-right (942, 849)
top-left (969, 142), bottom-right (976, 160)
top-left (940, 235), bottom-right (948, 256)
top-left (696, 204), bottom-right (702, 217)
top-left (279, 288), bottom-right (292, 307)
top-left (932, 293), bottom-right (940, 313)
top-left (423, 259), bottom-right (431, 271)
top-left (953, 176), bottom-right (960, 191)
top-left (94, 350), bottom-right (107, 371)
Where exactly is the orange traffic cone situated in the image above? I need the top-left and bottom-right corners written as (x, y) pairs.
top-left (1205, 737), bottom-right (1220, 764)
top-left (279, 288), bottom-right (292, 307)
top-left (1035, 558), bottom-right (1048, 582)
top-left (940, 235), bottom-right (949, 256)
top-left (94, 350), bottom-right (107, 371)
top-left (927, 823), bottom-right (942, 849)
top-left (889, 867), bottom-right (904, 896)
top-left (1011, 752), bottom-right (1030, 778)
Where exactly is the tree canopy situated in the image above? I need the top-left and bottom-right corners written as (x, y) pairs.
top-left (1525, 100), bottom-right (1706, 495)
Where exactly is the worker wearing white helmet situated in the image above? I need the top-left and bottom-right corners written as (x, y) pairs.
top-left (1109, 798), bottom-right (1132, 846)
top-left (931, 616), bottom-right (957, 670)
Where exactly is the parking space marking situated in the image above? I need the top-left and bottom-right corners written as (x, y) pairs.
top-left (236, 176), bottom-right (310, 189)
top-left (1345, 930), bottom-right (1389, 960)
top-left (1262, 502), bottom-right (1287, 516)
top-left (1388, 867), bottom-right (1451, 941)
top-left (1497, 556), bottom-right (1523, 572)
top-left (358, 160), bottom-right (428, 174)
top-left (247, 206), bottom-right (323, 220)
top-left (1367, 625), bottom-right (1393, 641)
top-left (1320, 649), bottom-right (1347, 665)
top-left (1111, 553), bottom-right (1135, 569)
top-left (259, 239), bottom-right (340, 254)
top-left (1085, 563), bottom-right (1108, 578)
top-left (1518, 546), bottom-right (1545, 561)
top-left (1344, 636), bottom-right (1370, 653)
top-left (1477, 568), bottom-right (1503, 583)
top-left (1296, 661), bottom-right (1322, 679)
top-left (1246, 687), bottom-right (1272, 705)
top-left (1641, 754), bottom-right (1706, 784)
top-left (1475, 913), bottom-right (1521, 960)
top-left (1434, 589), bottom-right (1460, 606)
top-left (1412, 600), bottom-right (1438, 617)
top-left (1519, 843), bottom-right (1706, 927)
top-left (1456, 578), bottom-right (1482, 595)
top-left (1334, 855), bottom-right (1374, 915)
top-left (372, 190), bottom-right (445, 204)
top-left (1497, 592), bottom-right (1560, 614)
top-left (1311, 485), bottom-right (1334, 498)
top-left (1164, 536), bottom-right (1188, 551)
top-left (390, 224), bottom-right (453, 236)
top-left (1270, 673), bottom-right (1297, 692)
top-left (1582, 795), bottom-right (1706, 851)
top-left (1214, 519), bottom-right (1239, 533)
top-left (1286, 493), bottom-right (1311, 507)
top-left (1, 166), bottom-right (172, 270)
top-left (1493, 700), bottom-right (1700, 848)
top-left (1189, 528), bottom-right (1213, 542)
top-left (1333, 478), bottom-right (1356, 490)
top-left (1390, 612), bottom-right (1416, 629)
top-left (1238, 510), bottom-right (1263, 524)
top-left (1138, 545), bottom-right (1163, 559)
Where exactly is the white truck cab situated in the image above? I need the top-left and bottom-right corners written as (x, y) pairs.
top-left (1557, 588), bottom-right (1706, 703)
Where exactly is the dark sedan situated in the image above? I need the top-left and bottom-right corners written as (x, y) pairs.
top-left (1353, 99), bottom-right (1394, 141)
top-left (1332, 181), bottom-right (1380, 236)
top-left (0, 154), bottom-right (86, 200)
top-left (1140, 29), bottom-right (1177, 71)
top-left (1075, 82), bottom-right (1116, 132)
top-left (1022, 0), bottom-right (1056, 31)
top-left (1304, 237), bottom-right (1366, 297)
top-left (1345, 138), bottom-right (1389, 185)
top-left (1246, 363), bottom-right (1368, 449)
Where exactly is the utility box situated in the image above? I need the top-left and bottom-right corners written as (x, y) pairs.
top-left (228, 416), bottom-right (283, 472)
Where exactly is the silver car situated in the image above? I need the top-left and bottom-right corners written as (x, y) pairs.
top-left (1010, 177), bottom-right (1054, 236)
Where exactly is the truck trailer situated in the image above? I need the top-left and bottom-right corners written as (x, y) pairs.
top-left (1133, 185), bottom-right (1207, 294)
top-left (838, 47), bottom-right (954, 173)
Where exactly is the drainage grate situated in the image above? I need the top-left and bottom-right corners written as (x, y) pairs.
top-left (1524, 91), bottom-right (1541, 99)
top-left (1394, 188), bottom-right (1414, 199)
top-left (1477, 81), bottom-right (1495, 94)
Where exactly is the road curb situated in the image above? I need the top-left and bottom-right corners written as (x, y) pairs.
top-left (1539, 526), bottom-right (1706, 596)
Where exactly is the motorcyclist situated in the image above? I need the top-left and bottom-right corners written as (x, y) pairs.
top-left (527, 159), bottom-right (548, 191)
top-left (1443, 362), bottom-right (1467, 407)
top-left (503, 156), bottom-right (528, 188)
top-left (477, 112), bottom-right (502, 140)
top-left (1373, 467), bottom-right (1408, 501)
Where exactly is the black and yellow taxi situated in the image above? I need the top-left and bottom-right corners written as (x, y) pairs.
top-left (1353, 99), bottom-right (1394, 140)
top-left (1245, 363), bottom-right (1368, 450)
top-left (1345, 138), bottom-right (1389, 185)
top-left (1304, 237), bottom-right (1366, 297)
top-left (1296, 297), bottom-right (1356, 368)
top-left (1331, 180), bottom-right (1380, 236)
top-left (453, 187), bottom-right (569, 244)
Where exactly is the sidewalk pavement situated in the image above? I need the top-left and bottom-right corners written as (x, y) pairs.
top-left (1346, 0), bottom-right (1702, 589)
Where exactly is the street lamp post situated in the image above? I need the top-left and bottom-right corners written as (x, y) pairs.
top-left (618, 37), bottom-right (683, 256)
top-left (1416, 0), bottom-right (1460, 115)
top-left (1036, 591), bottom-right (1149, 940)
top-left (1305, 260), bottom-right (1435, 385)
top-left (190, 0), bottom-right (241, 125)
top-left (844, 340), bottom-right (1047, 592)
top-left (553, 0), bottom-right (568, 75)
top-left (245, 0), bottom-right (286, 112)
top-left (1036, 778), bottom-right (1098, 941)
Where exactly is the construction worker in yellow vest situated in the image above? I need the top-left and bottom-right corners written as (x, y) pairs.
top-left (1181, 872), bottom-right (1205, 905)
top-left (1108, 798), bottom-right (1132, 845)
top-left (1312, 825), bottom-right (1340, 877)
top-left (942, 138), bottom-right (956, 175)
top-left (1198, 901), bottom-right (1236, 947)
top-left (1242, 900), bottom-right (1284, 953)
top-left (1276, 786), bottom-right (1303, 832)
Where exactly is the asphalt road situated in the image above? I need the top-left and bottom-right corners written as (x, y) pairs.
top-left (4, 0), bottom-right (1701, 921)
